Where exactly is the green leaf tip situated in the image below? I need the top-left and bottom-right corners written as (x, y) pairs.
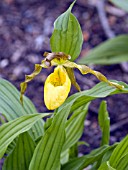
top-left (50, 0), bottom-right (83, 61)
top-left (69, 0), bottom-right (76, 11)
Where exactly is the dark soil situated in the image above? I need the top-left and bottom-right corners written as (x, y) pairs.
top-left (0, 0), bottom-right (128, 168)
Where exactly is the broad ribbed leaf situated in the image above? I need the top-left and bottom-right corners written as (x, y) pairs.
top-left (61, 104), bottom-right (88, 165)
top-left (2, 132), bottom-right (35, 170)
top-left (29, 104), bottom-right (72, 170)
top-left (93, 144), bottom-right (117, 170)
top-left (110, 0), bottom-right (128, 12)
top-left (62, 104), bottom-right (89, 151)
top-left (93, 102), bottom-right (110, 170)
top-left (98, 161), bottom-right (116, 170)
top-left (98, 101), bottom-right (110, 146)
top-left (116, 153), bottom-right (128, 170)
top-left (109, 135), bottom-right (128, 168)
top-left (61, 149), bottom-right (69, 165)
top-left (78, 35), bottom-right (128, 65)
top-left (62, 145), bottom-right (116, 170)
top-left (0, 78), bottom-right (44, 140)
top-left (5, 140), bottom-right (17, 155)
top-left (0, 113), bottom-right (49, 158)
top-left (50, 0), bottom-right (83, 61)
top-left (61, 80), bottom-right (128, 113)
top-left (69, 143), bottom-right (78, 159)
top-left (101, 145), bottom-right (117, 164)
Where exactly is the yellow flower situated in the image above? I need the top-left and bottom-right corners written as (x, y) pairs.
top-left (44, 66), bottom-right (71, 110)
top-left (20, 52), bottom-right (123, 110)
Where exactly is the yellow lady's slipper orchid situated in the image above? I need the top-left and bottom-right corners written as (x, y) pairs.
top-left (44, 66), bottom-right (71, 110)
top-left (20, 52), bottom-right (124, 110)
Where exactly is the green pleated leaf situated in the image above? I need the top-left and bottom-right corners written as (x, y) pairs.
top-left (98, 161), bottom-right (116, 170)
top-left (60, 104), bottom-right (89, 165)
top-left (98, 101), bottom-right (110, 146)
top-left (109, 135), bottom-right (128, 168)
top-left (78, 35), bottom-right (128, 65)
top-left (101, 144), bottom-right (117, 164)
top-left (92, 101), bottom-right (110, 170)
top-left (61, 149), bottom-right (70, 165)
top-left (2, 132), bottom-right (35, 170)
top-left (116, 153), bottom-right (128, 170)
top-left (62, 104), bottom-right (89, 151)
top-left (61, 80), bottom-right (128, 113)
top-left (62, 145), bottom-right (116, 170)
top-left (5, 140), bottom-right (17, 155)
top-left (59, 80), bottom-right (128, 168)
top-left (29, 104), bottom-right (72, 170)
top-left (0, 113), bottom-right (50, 159)
top-left (93, 143), bottom-right (117, 170)
top-left (110, 0), bottom-right (128, 12)
top-left (50, 0), bottom-right (83, 61)
top-left (69, 143), bottom-right (78, 159)
top-left (0, 78), bottom-right (44, 140)
top-left (61, 143), bottom-right (79, 165)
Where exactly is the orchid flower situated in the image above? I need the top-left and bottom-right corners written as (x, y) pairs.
top-left (20, 52), bottom-right (123, 110)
